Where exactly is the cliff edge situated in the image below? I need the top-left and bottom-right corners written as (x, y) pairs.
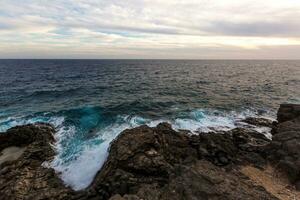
top-left (0, 104), bottom-right (299, 200)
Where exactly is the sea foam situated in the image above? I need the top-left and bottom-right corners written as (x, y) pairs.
top-left (0, 108), bottom-right (275, 191)
top-left (48, 115), bottom-right (145, 190)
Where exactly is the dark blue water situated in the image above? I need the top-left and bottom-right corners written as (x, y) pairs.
top-left (0, 59), bottom-right (299, 190)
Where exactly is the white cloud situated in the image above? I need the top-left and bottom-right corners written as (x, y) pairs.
top-left (0, 0), bottom-right (300, 58)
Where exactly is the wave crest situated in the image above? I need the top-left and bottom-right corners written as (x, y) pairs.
top-left (0, 106), bottom-right (275, 190)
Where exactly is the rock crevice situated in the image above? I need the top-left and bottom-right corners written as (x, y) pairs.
top-left (0, 104), bottom-right (299, 199)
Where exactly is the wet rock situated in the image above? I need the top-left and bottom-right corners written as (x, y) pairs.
top-left (1, 107), bottom-right (293, 199)
top-left (241, 117), bottom-right (274, 128)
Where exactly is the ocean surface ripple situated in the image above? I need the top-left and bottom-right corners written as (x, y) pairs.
top-left (0, 59), bottom-right (299, 190)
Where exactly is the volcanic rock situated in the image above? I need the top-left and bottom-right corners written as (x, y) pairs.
top-left (241, 117), bottom-right (274, 128)
top-left (0, 123), bottom-right (76, 200)
top-left (277, 103), bottom-right (300, 123)
top-left (88, 123), bottom-right (276, 199)
top-left (2, 103), bottom-right (300, 199)
top-left (268, 104), bottom-right (300, 189)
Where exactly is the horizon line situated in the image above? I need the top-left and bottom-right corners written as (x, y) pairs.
top-left (1, 58), bottom-right (300, 61)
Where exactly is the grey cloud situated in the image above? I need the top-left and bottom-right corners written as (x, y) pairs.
top-left (204, 21), bottom-right (300, 37)
top-left (1, 0), bottom-right (300, 59)
top-left (1, 1), bottom-right (300, 38)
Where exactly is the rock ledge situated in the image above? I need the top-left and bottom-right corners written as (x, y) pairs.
top-left (1, 104), bottom-right (300, 199)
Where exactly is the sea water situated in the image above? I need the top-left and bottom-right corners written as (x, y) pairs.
top-left (0, 59), bottom-right (299, 190)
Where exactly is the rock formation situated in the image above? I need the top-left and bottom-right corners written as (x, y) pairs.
top-left (0, 123), bottom-right (75, 200)
top-left (88, 123), bottom-right (276, 199)
top-left (241, 117), bottom-right (274, 128)
top-left (268, 104), bottom-right (300, 190)
top-left (0, 104), bottom-right (299, 199)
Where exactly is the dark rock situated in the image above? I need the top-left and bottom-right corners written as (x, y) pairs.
top-left (89, 123), bottom-right (276, 199)
top-left (267, 103), bottom-right (300, 189)
top-left (2, 106), bottom-right (292, 199)
top-left (241, 117), bottom-right (274, 128)
top-left (295, 181), bottom-right (300, 191)
top-left (0, 123), bottom-right (54, 152)
top-left (0, 124), bottom-right (77, 200)
top-left (277, 103), bottom-right (300, 123)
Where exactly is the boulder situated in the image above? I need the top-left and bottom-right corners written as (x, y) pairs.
top-left (277, 104), bottom-right (300, 123)
top-left (0, 124), bottom-right (76, 200)
top-left (88, 123), bottom-right (276, 199)
top-left (1, 110), bottom-right (293, 199)
top-left (268, 104), bottom-right (300, 188)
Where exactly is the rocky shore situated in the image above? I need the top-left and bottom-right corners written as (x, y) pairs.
top-left (0, 104), bottom-right (299, 200)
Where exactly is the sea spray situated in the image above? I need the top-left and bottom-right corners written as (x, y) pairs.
top-left (0, 107), bottom-right (275, 190)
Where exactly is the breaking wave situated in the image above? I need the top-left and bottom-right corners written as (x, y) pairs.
top-left (0, 106), bottom-right (275, 190)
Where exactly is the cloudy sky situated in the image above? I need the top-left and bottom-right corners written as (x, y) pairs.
top-left (0, 0), bottom-right (300, 59)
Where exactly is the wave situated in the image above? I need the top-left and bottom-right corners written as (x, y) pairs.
top-left (0, 106), bottom-right (275, 190)
top-left (0, 114), bottom-right (64, 132)
top-left (24, 88), bottom-right (83, 99)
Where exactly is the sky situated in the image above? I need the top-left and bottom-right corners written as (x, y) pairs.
top-left (0, 0), bottom-right (300, 59)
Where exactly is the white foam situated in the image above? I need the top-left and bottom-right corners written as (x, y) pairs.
top-left (147, 119), bottom-right (170, 127)
top-left (48, 116), bottom-right (142, 191)
top-left (1, 109), bottom-right (275, 191)
top-left (49, 109), bottom-right (277, 191)
top-left (171, 109), bottom-right (248, 133)
top-left (0, 115), bottom-right (64, 132)
top-left (252, 126), bottom-right (273, 140)
top-left (52, 139), bottom-right (111, 190)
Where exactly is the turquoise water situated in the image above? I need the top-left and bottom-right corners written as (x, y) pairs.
top-left (0, 59), bottom-right (299, 190)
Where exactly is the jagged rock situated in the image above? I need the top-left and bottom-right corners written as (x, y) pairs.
top-left (277, 103), bottom-right (300, 123)
top-left (108, 160), bottom-right (277, 200)
top-left (3, 103), bottom-right (299, 199)
top-left (0, 123), bottom-right (54, 152)
top-left (241, 117), bottom-right (274, 128)
top-left (89, 123), bottom-right (276, 199)
top-left (268, 104), bottom-right (300, 189)
top-left (0, 124), bottom-right (76, 200)
top-left (190, 127), bottom-right (270, 168)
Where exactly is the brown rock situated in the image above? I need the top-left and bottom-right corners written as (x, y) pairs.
top-left (88, 123), bottom-right (276, 199)
top-left (0, 124), bottom-right (77, 200)
top-left (268, 104), bottom-right (300, 189)
top-left (3, 102), bottom-right (297, 199)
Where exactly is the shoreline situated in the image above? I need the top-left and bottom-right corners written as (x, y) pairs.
top-left (0, 104), bottom-right (299, 199)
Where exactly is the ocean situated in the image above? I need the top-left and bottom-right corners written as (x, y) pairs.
top-left (0, 59), bottom-right (299, 190)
